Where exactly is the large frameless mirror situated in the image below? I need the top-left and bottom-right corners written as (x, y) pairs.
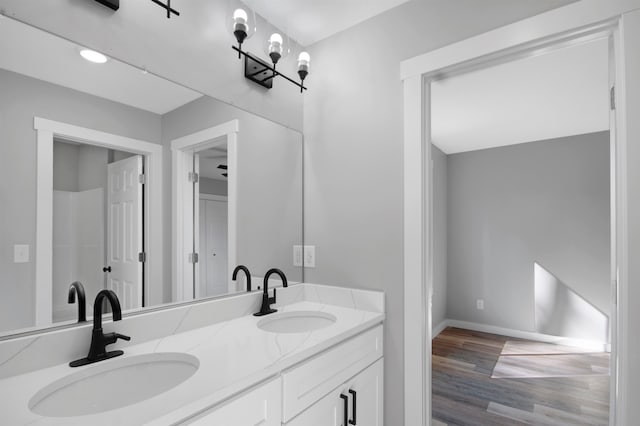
top-left (0, 16), bottom-right (303, 338)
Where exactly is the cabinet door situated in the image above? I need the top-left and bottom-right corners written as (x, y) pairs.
top-left (345, 358), bottom-right (384, 426)
top-left (184, 378), bottom-right (281, 426)
top-left (287, 359), bottom-right (384, 426)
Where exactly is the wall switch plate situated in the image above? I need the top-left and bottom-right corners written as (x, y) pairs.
top-left (293, 245), bottom-right (303, 267)
top-left (14, 244), bottom-right (29, 263)
top-left (303, 245), bottom-right (316, 268)
top-left (476, 299), bottom-right (484, 310)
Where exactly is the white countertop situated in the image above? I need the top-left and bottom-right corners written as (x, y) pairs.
top-left (0, 300), bottom-right (384, 425)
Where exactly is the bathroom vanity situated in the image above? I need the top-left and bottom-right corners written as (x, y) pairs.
top-left (0, 284), bottom-right (384, 425)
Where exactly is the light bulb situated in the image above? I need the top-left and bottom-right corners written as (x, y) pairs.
top-left (269, 33), bottom-right (283, 45)
top-left (233, 8), bottom-right (248, 23)
top-left (80, 49), bottom-right (108, 64)
top-left (298, 51), bottom-right (311, 65)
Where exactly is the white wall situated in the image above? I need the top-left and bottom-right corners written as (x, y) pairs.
top-left (0, 68), bottom-right (160, 332)
top-left (302, 1), bottom-right (575, 422)
top-left (446, 132), bottom-right (610, 333)
top-left (0, 0), bottom-right (304, 130)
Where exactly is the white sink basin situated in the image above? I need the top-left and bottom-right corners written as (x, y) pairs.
top-left (29, 352), bottom-right (199, 417)
top-left (258, 311), bottom-right (337, 333)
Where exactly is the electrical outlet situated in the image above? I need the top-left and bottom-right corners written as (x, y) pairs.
top-left (293, 245), bottom-right (303, 267)
top-left (14, 244), bottom-right (29, 263)
top-left (303, 245), bottom-right (316, 268)
top-left (476, 299), bottom-right (484, 310)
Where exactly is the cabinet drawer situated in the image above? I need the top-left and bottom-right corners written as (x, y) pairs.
top-left (282, 325), bottom-right (383, 422)
top-left (182, 378), bottom-right (281, 426)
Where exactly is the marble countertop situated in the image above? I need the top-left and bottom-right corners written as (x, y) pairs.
top-left (0, 300), bottom-right (384, 425)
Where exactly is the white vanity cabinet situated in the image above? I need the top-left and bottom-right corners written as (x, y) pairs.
top-left (177, 325), bottom-right (384, 426)
top-left (286, 358), bottom-right (384, 426)
top-left (182, 378), bottom-right (281, 426)
top-left (282, 325), bottom-right (384, 425)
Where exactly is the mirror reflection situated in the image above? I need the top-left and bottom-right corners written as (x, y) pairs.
top-left (0, 16), bottom-right (303, 336)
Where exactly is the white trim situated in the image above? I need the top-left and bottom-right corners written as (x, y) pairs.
top-left (403, 75), bottom-right (429, 426)
top-left (170, 120), bottom-right (239, 151)
top-left (400, 1), bottom-right (640, 80)
top-left (34, 117), bottom-right (163, 320)
top-left (171, 120), bottom-right (238, 302)
top-left (438, 320), bottom-right (609, 352)
top-left (34, 129), bottom-right (53, 327)
top-left (402, 3), bottom-right (639, 424)
top-left (34, 118), bottom-right (161, 155)
top-left (199, 194), bottom-right (228, 202)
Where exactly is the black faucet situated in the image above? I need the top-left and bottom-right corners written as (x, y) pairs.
top-left (68, 281), bottom-right (87, 323)
top-left (253, 268), bottom-right (288, 317)
top-left (232, 265), bottom-right (252, 292)
top-left (70, 289), bottom-right (131, 367)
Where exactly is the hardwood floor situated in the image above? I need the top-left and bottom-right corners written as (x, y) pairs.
top-left (432, 327), bottom-right (610, 426)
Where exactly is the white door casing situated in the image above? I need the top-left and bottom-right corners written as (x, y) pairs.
top-left (171, 120), bottom-right (238, 302)
top-left (401, 2), bottom-right (640, 425)
top-left (35, 118), bottom-right (162, 326)
top-left (107, 155), bottom-right (143, 310)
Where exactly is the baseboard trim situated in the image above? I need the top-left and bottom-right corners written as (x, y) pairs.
top-left (432, 320), bottom-right (448, 339)
top-left (435, 319), bottom-right (610, 351)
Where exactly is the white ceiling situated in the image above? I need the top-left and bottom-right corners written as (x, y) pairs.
top-left (243, 0), bottom-right (411, 46)
top-left (431, 37), bottom-right (609, 154)
top-left (0, 17), bottom-right (202, 115)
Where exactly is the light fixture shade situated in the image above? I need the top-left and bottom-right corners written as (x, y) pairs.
top-left (80, 49), bottom-right (108, 64)
top-left (227, 1), bottom-right (256, 43)
top-left (297, 51), bottom-right (310, 82)
top-left (268, 32), bottom-right (284, 65)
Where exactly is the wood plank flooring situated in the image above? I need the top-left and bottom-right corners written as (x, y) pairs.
top-left (432, 327), bottom-right (610, 426)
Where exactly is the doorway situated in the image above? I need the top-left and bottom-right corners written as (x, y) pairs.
top-left (51, 139), bottom-right (145, 321)
top-left (171, 120), bottom-right (238, 302)
top-left (35, 117), bottom-right (163, 327)
top-left (401, 6), bottom-right (640, 425)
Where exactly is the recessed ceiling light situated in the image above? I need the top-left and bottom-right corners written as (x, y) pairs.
top-left (80, 49), bottom-right (108, 64)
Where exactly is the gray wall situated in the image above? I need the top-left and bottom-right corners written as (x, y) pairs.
top-left (199, 178), bottom-right (228, 196)
top-left (302, 1), bottom-right (574, 422)
top-left (53, 142), bottom-right (80, 192)
top-left (446, 132), bottom-right (610, 332)
top-left (161, 96), bottom-right (303, 302)
top-left (432, 145), bottom-right (448, 331)
top-left (0, 68), bottom-right (161, 332)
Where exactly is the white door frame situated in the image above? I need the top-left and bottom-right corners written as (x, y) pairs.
top-left (171, 119), bottom-right (239, 302)
top-left (34, 117), bottom-right (163, 326)
top-left (401, 2), bottom-right (640, 425)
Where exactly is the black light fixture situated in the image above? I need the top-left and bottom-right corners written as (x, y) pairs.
top-left (150, 0), bottom-right (180, 19)
top-left (231, 8), bottom-right (310, 93)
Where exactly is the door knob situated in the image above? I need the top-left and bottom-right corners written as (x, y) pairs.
top-left (102, 266), bottom-right (112, 273)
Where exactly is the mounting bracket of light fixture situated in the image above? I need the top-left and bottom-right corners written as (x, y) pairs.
top-left (233, 46), bottom-right (306, 92)
top-left (93, 0), bottom-right (119, 11)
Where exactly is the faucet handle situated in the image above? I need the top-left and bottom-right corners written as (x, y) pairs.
top-left (115, 333), bottom-right (131, 342)
top-left (269, 287), bottom-right (277, 304)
